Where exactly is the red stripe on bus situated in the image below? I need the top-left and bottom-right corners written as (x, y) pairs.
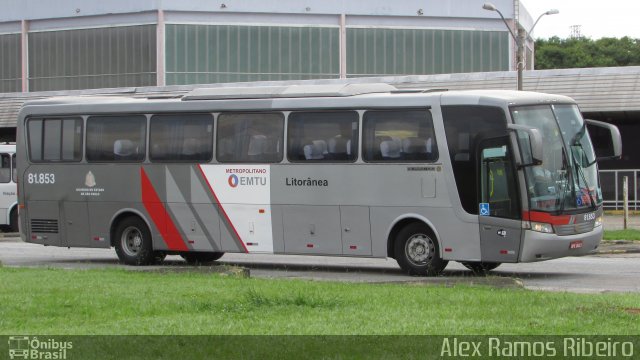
top-left (196, 165), bottom-right (249, 253)
top-left (140, 168), bottom-right (188, 251)
top-left (522, 211), bottom-right (571, 225)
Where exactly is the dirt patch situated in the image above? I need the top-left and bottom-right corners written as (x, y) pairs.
top-left (624, 308), bottom-right (640, 315)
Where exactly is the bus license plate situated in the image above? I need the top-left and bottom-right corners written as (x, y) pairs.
top-left (569, 241), bottom-right (583, 250)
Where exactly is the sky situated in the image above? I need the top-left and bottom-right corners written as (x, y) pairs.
top-left (521, 0), bottom-right (640, 39)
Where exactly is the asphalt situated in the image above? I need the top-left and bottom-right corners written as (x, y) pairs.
top-left (2, 216), bottom-right (638, 253)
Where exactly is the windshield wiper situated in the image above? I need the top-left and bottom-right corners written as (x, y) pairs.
top-left (557, 148), bottom-right (571, 213)
top-left (570, 148), bottom-right (597, 210)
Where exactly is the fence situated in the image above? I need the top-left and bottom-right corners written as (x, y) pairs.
top-left (599, 169), bottom-right (640, 210)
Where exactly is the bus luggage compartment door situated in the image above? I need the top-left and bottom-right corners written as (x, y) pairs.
top-left (283, 205), bottom-right (342, 255)
top-left (340, 206), bottom-right (372, 256)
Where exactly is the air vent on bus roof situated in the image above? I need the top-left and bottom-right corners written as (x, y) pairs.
top-left (181, 83), bottom-right (398, 101)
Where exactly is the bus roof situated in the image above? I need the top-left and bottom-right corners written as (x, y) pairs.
top-left (19, 84), bottom-right (576, 112)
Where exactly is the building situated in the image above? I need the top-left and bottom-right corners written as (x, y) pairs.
top-left (1, 0), bottom-right (534, 94)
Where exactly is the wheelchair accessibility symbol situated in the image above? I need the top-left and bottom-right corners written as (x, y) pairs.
top-left (479, 203), bottom-right (490, 216)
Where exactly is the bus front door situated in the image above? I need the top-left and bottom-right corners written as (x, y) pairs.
top-left (477, 137), bottom-right (521, 263)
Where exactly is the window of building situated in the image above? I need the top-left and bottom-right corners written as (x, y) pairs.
top-left (287, 111), bottom-right (359, 162)
top-left (216, 113), bottom-right (284, 163)
top-left (363, 109), bottom-right (437, 162)
top-left (150, 114), bottom-right (214, 162)
top-left (86, 115), bottom-right (146, 162)
top-left (27, 118), bottom-right (83, 162)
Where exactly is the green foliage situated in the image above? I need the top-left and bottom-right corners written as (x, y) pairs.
top-left (604, 229), bottom-right (640, 241)
top-left (1, 268), bottom-right (640, 335)
top-left (535, 36), bottom-right (640, 69)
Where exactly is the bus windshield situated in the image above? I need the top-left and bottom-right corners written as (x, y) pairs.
top-left (511, 104), bottom-right (602, 213)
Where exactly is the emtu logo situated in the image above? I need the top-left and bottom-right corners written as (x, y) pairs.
top-left (228, 174), bottom-right (239, 188)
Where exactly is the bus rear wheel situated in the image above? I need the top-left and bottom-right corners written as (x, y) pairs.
top-left (461, 261), bottom-right (501, 274)
top-left (181, 252), bottom-right (225, 265)
top-left (114, 217), bottom-right (155, 266)
top-left (394, 222), bottom-right (448, 276)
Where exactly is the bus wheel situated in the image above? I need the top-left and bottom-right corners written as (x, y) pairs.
top-left (461, 262), bottom-right (501, 274)
top-left (9, 208), bottom-right (18, 232)
top-left (181, 252), bottom-right (225, 265)
top-left (114, 217), bottom-right (155, 266)
top-left (394, 222), bottom-right (448, 276)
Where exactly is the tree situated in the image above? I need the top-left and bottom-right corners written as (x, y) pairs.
top-left (534, 36), bottom-right (640, 69)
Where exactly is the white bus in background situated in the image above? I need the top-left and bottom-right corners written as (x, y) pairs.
top-left (0, 143), bottom-right (18, 232)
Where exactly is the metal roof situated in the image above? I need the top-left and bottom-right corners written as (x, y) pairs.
top-left (3, 66), bottom-right (640, 127)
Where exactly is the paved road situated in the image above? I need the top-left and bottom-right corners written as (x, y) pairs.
top-left (1, 238), bottom-right (638, 293)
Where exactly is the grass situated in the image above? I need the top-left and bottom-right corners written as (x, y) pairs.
top-left (0, 267), bottom-right (639, 336)
top-left (603, 229), bottom-right (640, 241)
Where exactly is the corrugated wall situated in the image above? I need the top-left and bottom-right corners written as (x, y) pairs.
top-left (28, 25), bottom-right (157, 91)
top-left (347, 29), bottom-right (509, 76)
top-left (165, 24), bottom-right (340, 85)
top-left (0, 33), bottom-right (21, 93)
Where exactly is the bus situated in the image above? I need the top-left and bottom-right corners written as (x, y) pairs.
top-left (16, 84), bottom-right (621, 275)
top-left (0, 143), bottom-right (18, 232)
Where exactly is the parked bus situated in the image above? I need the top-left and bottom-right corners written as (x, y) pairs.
top-left (0, 143), bottom-right (18, 232)
top-left (16, 84), bottom-right (621, 275)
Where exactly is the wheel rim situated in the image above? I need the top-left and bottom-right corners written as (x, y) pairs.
top-left (121, 226), bottom-right (143, 257)
top-left (405, 233), bottom-right (435, 266)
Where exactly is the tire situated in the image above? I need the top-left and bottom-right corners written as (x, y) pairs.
top-left (9, 207), bottom-right (18, 232)
top-left (461, 261), bottom-right (501, 274)
top-left (394, 222), bottom-right (448, 276)
top-left (114, 217), bottom-right (155, 265)
top-left (181, 252), bottom-right (225, 265)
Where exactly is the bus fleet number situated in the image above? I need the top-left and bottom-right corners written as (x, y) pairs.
top-left (27, 173), bottom-right (56, 185)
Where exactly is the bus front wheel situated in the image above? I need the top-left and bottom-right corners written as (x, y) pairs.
top-left (114, 217), bottom-right (155, 266)
top-left (394, 222), bottom-right (448, 276)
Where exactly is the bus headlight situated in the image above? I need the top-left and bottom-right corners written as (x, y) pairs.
top-left (594, 215), bottom-right (603, 228)
top-left (530, 221), bottom-right (554, 234)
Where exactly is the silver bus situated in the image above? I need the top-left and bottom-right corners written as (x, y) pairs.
top-left (16, 84), bottom-right (621, 275)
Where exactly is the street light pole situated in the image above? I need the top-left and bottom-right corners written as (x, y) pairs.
top-left (482, 3), bottom-right (558, 90)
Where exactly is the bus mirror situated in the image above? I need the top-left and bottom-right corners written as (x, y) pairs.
top-left (585, 119), bottom-right (622, 161)
top-left (507, 124), bottom-right (543, 165)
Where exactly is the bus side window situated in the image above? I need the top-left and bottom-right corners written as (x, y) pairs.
top-left (11, 154), bottom-right (16, 183)
top-left (287, 111), bottom-right (359, 162)
top-left (216, 112), bottom-right (284, 163)
top-left (87, 116), bottom-right (146, 162)
top-left (150, 114), bottom-right (214, 162)
top-left (0, 154), bottom-right (10, 183)
top-left (362, 109), bottom-right (437, 162)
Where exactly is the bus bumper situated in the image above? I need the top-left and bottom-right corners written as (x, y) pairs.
top-left (519, 226), bottom-right (602, 262)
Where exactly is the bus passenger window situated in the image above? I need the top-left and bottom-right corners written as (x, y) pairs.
top-left (27, 118), bottom-right (83, 162)
top-left (150, 114), bottom-right (213, 162)
top-left (11, 154), bottom-right (16, 183)
top-left (216, 113), bottom-right (284, 163)
top-left (0, 154), bottom-right (10, 183)
top-left (87, 116), bottom-right (146, 162)
top-left (287, 111), bottom-right (359, 162)
top-left (363, 110), bottom-right (437, 162)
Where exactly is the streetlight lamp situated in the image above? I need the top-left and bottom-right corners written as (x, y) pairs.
top-left (482, 3), bottom-right (558, 90)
